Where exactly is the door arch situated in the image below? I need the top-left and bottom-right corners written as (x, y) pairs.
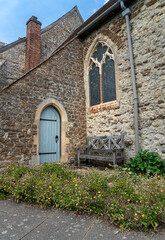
top-left (39, 106), bottom-right (60, 163)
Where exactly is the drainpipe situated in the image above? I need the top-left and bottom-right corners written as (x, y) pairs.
top-left (120, 0), bottom-right (140, 154)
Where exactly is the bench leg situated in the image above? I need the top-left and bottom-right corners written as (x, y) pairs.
top-left (77, 149), bottom-right (80, 167)
top-left (122, 150), bottom-right (125, 165)
top-left (113, 152), bottom-right (116, 169)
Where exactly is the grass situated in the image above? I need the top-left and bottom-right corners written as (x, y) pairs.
top-left (0, 163), bottom-right (165, 231)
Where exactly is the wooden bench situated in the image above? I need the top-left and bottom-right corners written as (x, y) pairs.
top-left (77, 135), bottom-right (124, 167)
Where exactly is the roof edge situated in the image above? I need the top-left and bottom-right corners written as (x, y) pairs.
top-left (41, 6), bottom-right (84, 34)
top-left (77, 0), bottom-right (132, 37)
top-left (78, 0), bottom-right (121, 36)
top-left (0, 6), bottom-right (84, 53)
top-left (0, 0), bottom-right (135, 91)
top-left (74, 5), bottom-right (84, 24)
top-left (0, 37), bottom-right (26, 53)
top-left (0, 35), bottom-right (78, 93)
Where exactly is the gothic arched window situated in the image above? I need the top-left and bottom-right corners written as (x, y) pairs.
top-left (89, 43), bottom-right (116, 107)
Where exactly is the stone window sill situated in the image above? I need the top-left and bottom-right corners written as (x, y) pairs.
top-left (88, 100), bottom-right (119, 113)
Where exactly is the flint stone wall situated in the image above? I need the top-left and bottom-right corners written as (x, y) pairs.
top-left (0, 39), bottom-right (86, 171)
top-left (83, 0), bottom-right (165, 161)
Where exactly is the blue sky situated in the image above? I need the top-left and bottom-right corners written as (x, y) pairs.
top-left (0, 0), bottom-right (109, 44)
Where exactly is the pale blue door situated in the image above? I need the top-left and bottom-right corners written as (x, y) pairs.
top-left (39, 106), bottom-right (60, 163)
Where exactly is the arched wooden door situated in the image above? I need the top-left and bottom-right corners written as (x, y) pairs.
top-left (39, 106), bottom-right (60, 163)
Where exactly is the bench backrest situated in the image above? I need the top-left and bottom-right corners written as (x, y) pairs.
top-left (86, 135), bottom-right (124, 152)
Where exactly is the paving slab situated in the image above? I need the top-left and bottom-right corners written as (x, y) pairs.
top-left (0, 199), bottom-right (54, 240)
top-left (83, 221), bottom-right (165, 240)
top-left (0, 200), bottom-right (164, 240)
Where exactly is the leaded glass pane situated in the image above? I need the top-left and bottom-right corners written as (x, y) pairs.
top-left (109, 48), bottom-right (112, 54)
top-left (93, 43), bottom-right (108, 62)
top-left (89, 43), bottom-right (116, 107)
top-left (102, 56), bottom-right (116, 103)
top-left (89, 64), bottom-right (100, 106)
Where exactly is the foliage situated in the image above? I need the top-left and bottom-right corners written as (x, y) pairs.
top-left (126, 150), bottom-right (165, 176)
top-left (0, 163), bottom-right (165, 231)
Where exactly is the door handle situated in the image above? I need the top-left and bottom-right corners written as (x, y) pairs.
top-left (55, 135), bottom-right (59, 143)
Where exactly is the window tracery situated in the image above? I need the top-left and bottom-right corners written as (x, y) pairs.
top-left (89, 42), bottom-right (116, 107)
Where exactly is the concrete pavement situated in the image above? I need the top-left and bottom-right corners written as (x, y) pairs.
top-left (0, 200), bottom-right (164, 240)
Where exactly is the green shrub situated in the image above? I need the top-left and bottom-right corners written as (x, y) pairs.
top-left (126, 150), bottom-right (165, 175)
top-left (0, 163), bottom-right (164, 231)
top-left (108, 167), bottom-right (165, 231)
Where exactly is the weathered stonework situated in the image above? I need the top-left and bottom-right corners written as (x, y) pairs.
top-left (0, 0), bottom-right (164, 170)
top-left (83, 0), bottom-right (165, 161)
top-left (0, 41), bottom-right (26, 88)
top-left (40, 6), bottom-right (83, 61)
top-left (0, 39), bottom-right (86, 171)
top-left (0, 6), bottom-right (83, 89)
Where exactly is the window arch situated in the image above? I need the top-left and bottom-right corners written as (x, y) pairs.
top-left (89, 42), bottom-right (116, 107)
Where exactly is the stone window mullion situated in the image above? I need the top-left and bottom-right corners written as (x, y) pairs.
top-left (89, 42), bottom-right (116, 107)
top-left (100, 65), bottom-right (103, 104)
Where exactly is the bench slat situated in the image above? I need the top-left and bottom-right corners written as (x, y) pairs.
top-left (80, 155), bottom-right (123, 161)
top-left (77, 135), bottom-right (124, 167)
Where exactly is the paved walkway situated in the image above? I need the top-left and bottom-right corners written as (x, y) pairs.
top-left (0, 200), bottom-right (164, 240)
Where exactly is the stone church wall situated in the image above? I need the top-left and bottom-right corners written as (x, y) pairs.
top-left (0, 0), bottom-right (164, 170)
top-left (40, 6), bottom-right (83, 61)
top-left (0, 41), bottom-right (26, 88)
top-left (0, 38), bottom-right (86, 171)
top-left (0, 7), bottom-right (83, 89)
top-left (83, 0), bottom-right (165, 161)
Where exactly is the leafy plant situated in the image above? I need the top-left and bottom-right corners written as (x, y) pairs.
top-left (0, 163), bottom-right (164, 231)
top-left (126, 150), bottom-right (165, 175)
